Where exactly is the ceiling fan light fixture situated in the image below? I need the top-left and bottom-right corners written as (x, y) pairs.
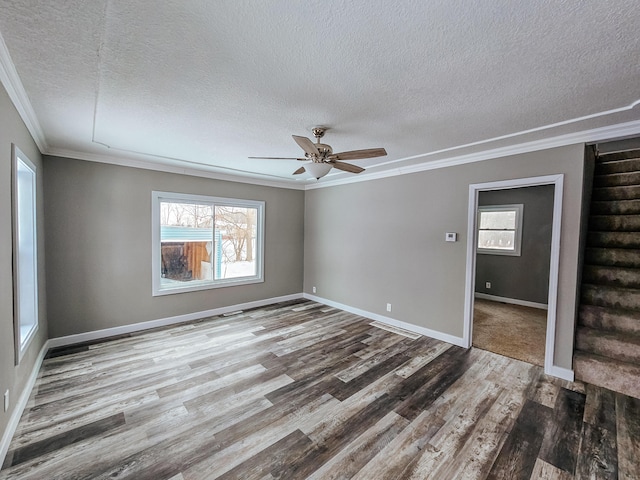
top-left (305, 162), bottom-right (332, 179)
top-left (250, 126), bottom-right (386, 178)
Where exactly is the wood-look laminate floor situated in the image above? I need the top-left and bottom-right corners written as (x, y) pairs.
top-left (1, 300), bottom-right (638, 480)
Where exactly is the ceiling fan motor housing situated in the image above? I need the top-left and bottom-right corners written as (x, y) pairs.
top-left (314, 143), bottom-right (333, 160)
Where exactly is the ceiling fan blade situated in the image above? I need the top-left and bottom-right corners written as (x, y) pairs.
top-left (292, 135), bottom-right (320, 156)
top-left (331, 148), bottom-right (387, 161)
top-left (248, 156), bottom-right (306, 160)
top-left (292, 166), bottom-right (306, 175)
top-left (331, 161), bottom-right (365, 174)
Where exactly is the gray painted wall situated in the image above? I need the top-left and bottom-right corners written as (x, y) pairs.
top-left (43, 156), bottom-right (305, 338)
top-left (0, 84), bottom-right (48, 441)
top-left (475, 185), bottom-right (554, 304)
top-left (304, 144), bottom-right (585, 370)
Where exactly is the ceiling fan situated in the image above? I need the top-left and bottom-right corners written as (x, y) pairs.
top-left (249, 127), bottom-right (387, 179)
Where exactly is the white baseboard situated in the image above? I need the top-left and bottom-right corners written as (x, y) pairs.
top-left (474, 293), bottom-right (548, 310)
top-left (303, 293), bottom-right (466, 348)
top-left (0, 339), bottom-right (50, 467)
top-left (48, 293), bottom-right (303, 348)
top-left (546, 364), bottom-right (575, 382)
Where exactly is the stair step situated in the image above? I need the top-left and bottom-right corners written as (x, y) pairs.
top-left (574, 351), bottom-right (640, 399)
top-left (590, 200), bottom-right (640, 215)
top-left (593, 171), bottom-right (640, 187)
top-left (585, 247), bottom-right (640, 268)
top-left (589, 214), bottom-right (640, 232)
top-left (575, 326), bottom-right (640, 363)
top-left (595, 157), bottom-right (640, 175)
top-left (597, 149), bottom-right (640, 162)
top-left (582, 264), bottom-right (640, 289)
top-left (579, 304), bottom-right (640, 335)
top-left (587, 231), bottom-right (640, 249)
top-left (592, 185), bottom-right (640, 201)
top-left (581, 284), bottom-right (640, 311)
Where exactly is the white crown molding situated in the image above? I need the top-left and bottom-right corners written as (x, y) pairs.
top-left (367, 99), bottom-right (640, 172)
top-left (47, 147), bottom-right (306, 191)
top-left (51, 116), bottom-right (640, 192)
top-left (306, 118), bottom-right (640, 190)
top-left (0, 30), bottom-right (48, 152)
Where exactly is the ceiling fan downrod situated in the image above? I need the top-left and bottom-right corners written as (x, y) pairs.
top-left (310, 127), bottom-right (332, 160)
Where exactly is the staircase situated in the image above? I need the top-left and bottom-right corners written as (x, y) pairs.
top-left (574, 148), bottom-right (640, 399)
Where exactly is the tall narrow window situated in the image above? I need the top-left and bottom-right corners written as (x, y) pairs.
top-left (477, 204), bottom-right (524, 256)
top-left (152, 191), bottom-right (264, 295)
top-left (12, 145), bottom-right (38, 363)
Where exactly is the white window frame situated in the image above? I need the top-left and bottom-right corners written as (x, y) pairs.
top-left (152, 191), bottom-right (265, 296)
top-left (12, 145), bottom-right (39, 364)
top-left (476, 204), bottom-right (524, 256)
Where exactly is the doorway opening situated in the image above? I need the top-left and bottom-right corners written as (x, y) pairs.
top-left (472, 185), bottom-right (554, 366)
top-left (463, 175), bottom-right (564, 377)
top-left (473, 298), bottom-right (547, 366)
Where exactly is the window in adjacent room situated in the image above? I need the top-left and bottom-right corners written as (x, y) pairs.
top-left (12, 145), bottom-right (39, 363)
top-left (477, 204), bottom-right (524, 256)
top-left (152, 191), bottom-right (264, 295)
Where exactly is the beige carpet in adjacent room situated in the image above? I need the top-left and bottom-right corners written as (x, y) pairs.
top-left (473, 298), bottom-right (547, 366)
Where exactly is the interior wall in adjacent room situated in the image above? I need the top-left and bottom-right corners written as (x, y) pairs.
top-left (475, 185), bottom-right (555, 305)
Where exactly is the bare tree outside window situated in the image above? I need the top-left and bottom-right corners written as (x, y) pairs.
top-left (215, 205), bottom-right (258, 279)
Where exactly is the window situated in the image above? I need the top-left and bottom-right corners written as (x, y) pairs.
top-left (12, 145), bottom-right (39, 363)
top-left (152, 191), bottom-right (264, 295)
top-left (477, 204), bottom-right (523, 256)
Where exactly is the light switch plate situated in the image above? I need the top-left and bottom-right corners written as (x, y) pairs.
top-left (445, 232), bottom-right (457, 242)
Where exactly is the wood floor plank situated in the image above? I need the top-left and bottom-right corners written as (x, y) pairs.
top-left (402, 380), bottom-right (504, 479)
top-left (527, 370), bottom-right (561, 409)
top-left (304, 411), bottom-right (409, 480)
top-left (393, 341), bottom-right (451, 379)
top-left (335, 339), bottom-right (414, 382)
top-left (575, 423), bottom-right (618, 479)
top-left (529, 459), bottom-right (574, 480)
top-left (434, 385), bottom-right (532, 480)
top-left (0, 300), bottom-right (631, 480)
top-left (350, 409), bottom-right (445, 480)
top-left (393, 347), bottom-right (473, 421)
top-left (487, 399), bottom-right (553, 479)
top-left (538, 387), bottom-right (587, 475)
top-left (327, 351), bottom-right (413, 402)
top-left (272, 393), bottom-right (405, 479)
top-left (583, 384), bottom-right (617, 432)
top-left (181, 394), bottom-right (340, 479)
top-left (5, 412), bottom-right (126, 468)
top-left (616, 393), bottom-right (640, 480)
top-left (215, 429), bottom-right (313, 480)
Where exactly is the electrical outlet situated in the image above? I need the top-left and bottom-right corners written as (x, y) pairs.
top-left (485, 282), bottom-right (491, 289)
top-left (312, 286), bottom-right (316, 294)
top-left (386, 303), bottom-right (392, 312)
top-left (4, 390), bottom-right (8, 412)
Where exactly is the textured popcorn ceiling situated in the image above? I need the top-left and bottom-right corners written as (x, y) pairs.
top-left (0, 0), bottom-right (639, 184)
